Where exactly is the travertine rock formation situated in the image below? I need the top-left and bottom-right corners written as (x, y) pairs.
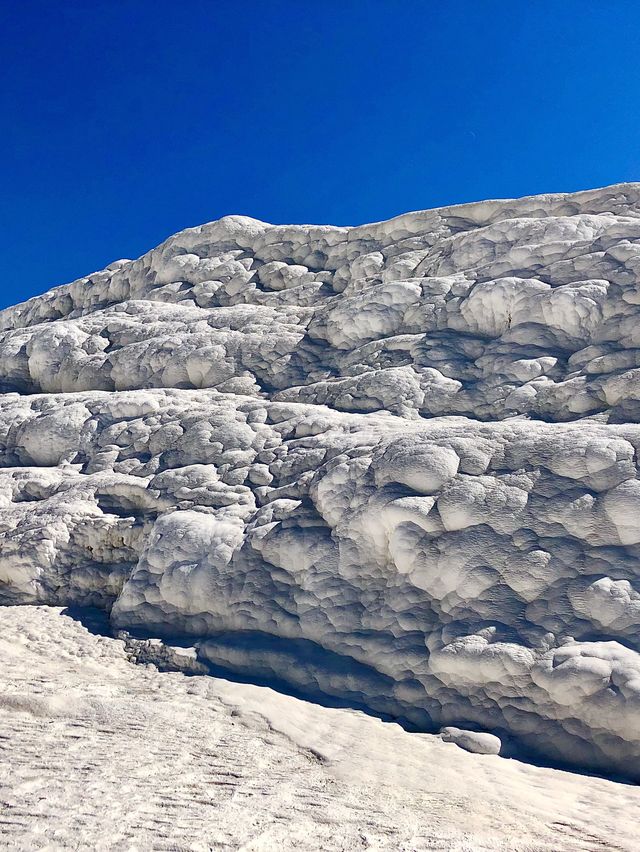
top-left (2, 184), bottom-right (640, 779)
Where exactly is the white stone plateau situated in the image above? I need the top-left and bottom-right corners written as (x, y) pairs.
top-left (2, 184), bottom-right (640, 785)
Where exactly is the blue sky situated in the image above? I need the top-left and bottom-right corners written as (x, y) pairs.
top-left (2, 1), bottom-right (640, 308)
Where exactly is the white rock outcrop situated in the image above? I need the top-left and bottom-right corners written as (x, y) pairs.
top-left (440, 726), bottom-right (502, 756)
top-left (2, 184), bottom-right (640, 779)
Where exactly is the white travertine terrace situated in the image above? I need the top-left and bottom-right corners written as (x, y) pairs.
top-left (2, 183), bottom-right (640, 779)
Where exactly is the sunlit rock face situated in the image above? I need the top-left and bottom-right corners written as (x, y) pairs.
top-left (2, 183), bottom-right (640, 779)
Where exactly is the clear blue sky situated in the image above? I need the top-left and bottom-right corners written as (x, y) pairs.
top-left (2, 1), bottom-right (640, 308)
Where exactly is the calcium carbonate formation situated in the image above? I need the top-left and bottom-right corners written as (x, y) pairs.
top-left (2, 184), bottom-right (640, 779)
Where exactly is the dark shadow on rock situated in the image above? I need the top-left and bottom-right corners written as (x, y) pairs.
top-left (57, 603), bottom-right (639, 787)
top-left (60, 604), bottom-right (113, 637)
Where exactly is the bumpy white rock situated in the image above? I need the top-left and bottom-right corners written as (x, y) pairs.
top-left (2, 183), bottom-right (640, 780)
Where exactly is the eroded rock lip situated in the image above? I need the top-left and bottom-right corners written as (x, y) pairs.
top-left (2, 183), bottom-right (640, 780)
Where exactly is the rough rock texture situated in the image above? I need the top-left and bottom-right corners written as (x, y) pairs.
top-left (2, 184), bottom-right (640, 780)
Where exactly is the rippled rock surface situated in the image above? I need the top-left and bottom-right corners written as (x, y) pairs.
top-left (2, 184), bottom-right (640, 779)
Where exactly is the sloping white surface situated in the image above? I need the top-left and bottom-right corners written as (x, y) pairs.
top-left (2, 606), bottom-right (639, 851)
top-left (1, 185), bottom-right (640, 781)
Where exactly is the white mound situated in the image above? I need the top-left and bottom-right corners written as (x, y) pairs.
top-left (1, 184), bottom-right (640, 782)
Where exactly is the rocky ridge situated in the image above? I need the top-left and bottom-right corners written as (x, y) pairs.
top-left (2, 184), bottom-right (640, 779)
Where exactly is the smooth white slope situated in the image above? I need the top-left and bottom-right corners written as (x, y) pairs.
top-left (2, 606), bottom-right (639, 852)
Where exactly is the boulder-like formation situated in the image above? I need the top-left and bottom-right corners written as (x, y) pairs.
top-left (2, 184), bottom-right (640, 779)
top-left (440, 726), bottom-right (502, 756)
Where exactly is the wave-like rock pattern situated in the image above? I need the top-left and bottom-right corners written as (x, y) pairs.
top-left (2, 184), bottom-right (640, 779)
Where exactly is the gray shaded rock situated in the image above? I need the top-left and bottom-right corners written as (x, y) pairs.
top-left (440, 727), bottom-right (502, 756)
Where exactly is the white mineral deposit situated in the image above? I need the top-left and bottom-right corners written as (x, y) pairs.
top-left (2, 185), bottom-right (640, 849)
